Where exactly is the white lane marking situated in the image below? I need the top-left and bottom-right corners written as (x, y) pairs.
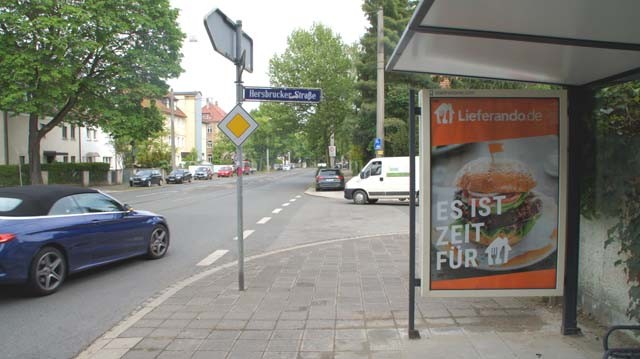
top-left (289, 199), bottom-right (296, 202)
top-left (296, 195), bottom-right (301, 198)
top-left (233, 230), bottom-right (255, 241)
top-left (257, 217), bottom-right (271, 224)
top-left (272, 208), bottom-right (282, 214)
top-left (135, 191), bottom-right (178, 198)
top-left (196, 250), bottom-right (229, 267)
top-left (282, 203), bottom-right (290, 207)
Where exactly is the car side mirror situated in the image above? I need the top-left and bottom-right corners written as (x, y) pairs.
top-left (123, 204), bottom-right (133, 213)
top-left (360, 172), bottom-right (365, 179)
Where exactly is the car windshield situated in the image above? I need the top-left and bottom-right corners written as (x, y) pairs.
top-left (136, 170), bottom-right (151, 176)
top-left (169, 170), bottom-right (182, 176)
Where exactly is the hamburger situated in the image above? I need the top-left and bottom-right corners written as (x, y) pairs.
top-left (452, 157), bottom-right (542, 246)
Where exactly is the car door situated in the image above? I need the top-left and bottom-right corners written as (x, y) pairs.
top-left (360, 160), bottom-right (385, 198)
top-left (71, 193), bottom-right (148, 264)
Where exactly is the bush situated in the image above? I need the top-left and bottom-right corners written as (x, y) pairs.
top-left (0, 165), bottom-right (29, 186)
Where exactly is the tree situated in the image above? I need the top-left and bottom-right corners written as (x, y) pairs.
top-left (355, 0), bottom-right (437, 160)
top-left (0, 1), bottom-right (184, 183)
top-left (268, 24), bottom-right (356, 163)
top-left (135, 137), bottom-right (171, 172)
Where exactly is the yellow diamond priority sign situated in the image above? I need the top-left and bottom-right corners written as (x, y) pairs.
top-left (218, 104), bottom-right (258, 146)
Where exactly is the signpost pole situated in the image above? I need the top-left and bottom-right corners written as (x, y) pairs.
top-left (235, 20), bottom-right (245, 291)
top-left (408, 90), bottom-right (420, 339)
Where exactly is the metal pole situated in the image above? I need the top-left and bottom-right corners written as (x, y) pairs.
top-left (408, 89), bottom-right (420, 339)
top-left (235, 20), bottom-right (245, 291)
top-left (170, 88), bottom-right (176, 171)
top-left (376, 7), bottom-right (385, 157)
top-left (562, 86), bottom-right (592, 335)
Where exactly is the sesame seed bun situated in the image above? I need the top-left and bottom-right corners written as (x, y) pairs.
top-left (454, 157), bottom-right (536, 193)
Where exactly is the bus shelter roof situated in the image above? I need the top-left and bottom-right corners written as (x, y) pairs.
top-left (387, 0), bottom-right (640, 88)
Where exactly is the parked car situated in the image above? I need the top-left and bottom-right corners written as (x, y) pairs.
top-left (283, 164), bottom-right (291, 171)
top-left (166, 169), bottom-right (192, 184)
top-left (129, 169), bottom-right (163, 187)
top-left (0, 185), bottom-right (169, 295)
top-left (194, 167), bottom-right (213, 180)
top-left (217, 166), bottom-right (234, 177)
top-left (315, 168), bottom-right (345, 191)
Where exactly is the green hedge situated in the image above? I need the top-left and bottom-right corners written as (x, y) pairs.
top-left (0, 163), bottom-right (110, 187)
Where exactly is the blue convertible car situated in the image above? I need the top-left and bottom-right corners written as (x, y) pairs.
top-left (0, 185), bottom-right (169, 296)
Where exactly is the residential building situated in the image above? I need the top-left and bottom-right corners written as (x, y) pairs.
top-left (0, 111), bottom-right (121, 170)
top-left (152, 98), bottom-right (188, 167)
top-left (173, 91), bottom-right (203, 161)
top-left (201, 100), bottom-right (226, 163)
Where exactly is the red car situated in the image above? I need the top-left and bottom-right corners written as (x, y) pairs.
top-left (217, 166), bottom-right (234, 177)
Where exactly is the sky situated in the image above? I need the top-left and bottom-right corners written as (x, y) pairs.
top-left (168, 0), bottom-right (370, 112)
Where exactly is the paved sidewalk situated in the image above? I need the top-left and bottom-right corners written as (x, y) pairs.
top-left (77, 233), bottom-right (604, 359)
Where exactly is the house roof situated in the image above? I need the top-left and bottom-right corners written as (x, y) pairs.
top-left (201, 101), bottom-right (227, 124)
top-left (142, 99), bottom-right (187, 118)
top-left (387, 0), bottom-right (640, 88)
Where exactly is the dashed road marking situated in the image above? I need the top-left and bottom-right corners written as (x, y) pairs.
top-left (233, 230), bottom-right (255, 241)
top-left (282, 203), bottom-right (290, 207)
top-left (257, 217), bottom-right (271, 224)
top-left (196, 250), bottom-right (229, 266)
top-left (272, 208), bottom-right (282, 214)
top-left (296, 195), bottom-right (301, 198)
top-left (289, 199), bottom-right (296, 202)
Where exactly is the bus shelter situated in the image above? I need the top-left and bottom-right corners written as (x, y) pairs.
top-left (387, 0), bottom-right (640, 335)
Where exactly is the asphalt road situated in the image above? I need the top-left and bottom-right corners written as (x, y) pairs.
top-left (0, 169), bottom-right (411, 359)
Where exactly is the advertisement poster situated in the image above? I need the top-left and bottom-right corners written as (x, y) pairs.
top-left (421, 90), bottom-right (566, 297)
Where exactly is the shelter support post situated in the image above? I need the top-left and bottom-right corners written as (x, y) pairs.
top-left (408, 89), bottom-right (420, 340)
top-left (562, 86), bottom-right (594, 335)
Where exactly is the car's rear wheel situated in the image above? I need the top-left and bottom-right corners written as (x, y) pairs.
top-left (147, 224), bottom-right (169, 259)
top-left (158, 179), bottom-right (162, 186)
top-left (28, 247), bottom-right (66, 296)
top-left (353, 190), bottom-right (368, 205)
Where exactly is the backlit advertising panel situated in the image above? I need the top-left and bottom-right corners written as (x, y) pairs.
top-left (421, 90), bottom-right (566, 297)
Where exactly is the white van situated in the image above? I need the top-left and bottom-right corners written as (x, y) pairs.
top-left (344, 156), bottom-right (419, 204)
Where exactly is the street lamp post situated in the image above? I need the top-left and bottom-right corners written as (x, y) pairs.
top-left (170, 89), bottom-right (176, 171)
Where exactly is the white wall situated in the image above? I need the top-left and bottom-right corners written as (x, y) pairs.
top-left (579, 216), bottom-right (634, 326)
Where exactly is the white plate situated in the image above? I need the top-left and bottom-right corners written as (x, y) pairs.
top-left (431, 189), bottom-right (558, 271)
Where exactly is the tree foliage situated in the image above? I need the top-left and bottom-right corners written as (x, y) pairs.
top-left (268, 24), bottom-right (356, 163)
top-left (0, 0), bottom-right (184, 182)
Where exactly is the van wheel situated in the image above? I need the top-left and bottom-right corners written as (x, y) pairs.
top-left (353, 190), bottom-right (368, 205)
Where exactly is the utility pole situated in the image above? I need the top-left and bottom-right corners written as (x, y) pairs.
top-left (170, 89), bottom-right (176, 170)
top-left (376, 7), bottom-right (385, 157)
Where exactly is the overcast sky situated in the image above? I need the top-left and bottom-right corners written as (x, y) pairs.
top-left (168, 0), bottom-right (370, 112)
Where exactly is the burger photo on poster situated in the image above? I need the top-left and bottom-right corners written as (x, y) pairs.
top-left (452, 157), bottom-right (543, 247)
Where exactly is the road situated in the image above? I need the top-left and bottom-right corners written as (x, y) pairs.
top-left (0, 169), bottom-right (411, 359)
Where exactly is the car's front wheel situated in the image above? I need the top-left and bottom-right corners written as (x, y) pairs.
top-left (146, 180), bottom-right (152, 187)
top-left (147, 224), bottom-right (169, 259)
top-left (158, 179), bottom-right (162, 186)
top-left (353, 190), bottom-right (368, 205)
top-left (28, 247), bottom-right (66, 296)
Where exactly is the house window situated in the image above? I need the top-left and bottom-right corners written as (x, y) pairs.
top-left (207, 125), bottom-right (213, 134)
top-left (92, 130), bottom-right (97, 140)
top-left (86, 156), bottom-right (93, 163)
top-left (19, 156), bottom-right (25, 165)
top-left (87, 128), bottom-right (91, 137)
top-left (71, 156), bottom-right (76, 163)
top-left (70, 125), bottom-right (76, 139)
top-left (62, 125), bottom-right (68, 140)
top-left (63, 156), bottom-right (68, 163)
top-left (103, 157), bottom-right (111, 165)
top-left (207, 140), bottom-right (213, 148)
top-left (208, 155), bottom-right (213, 162)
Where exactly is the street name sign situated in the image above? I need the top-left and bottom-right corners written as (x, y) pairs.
top-left (204, 8), bottom-right (253, 73)
top-left (243, 87), bottom-right (322, 103)
top-left (218, 104), bottom-right (259, 146)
